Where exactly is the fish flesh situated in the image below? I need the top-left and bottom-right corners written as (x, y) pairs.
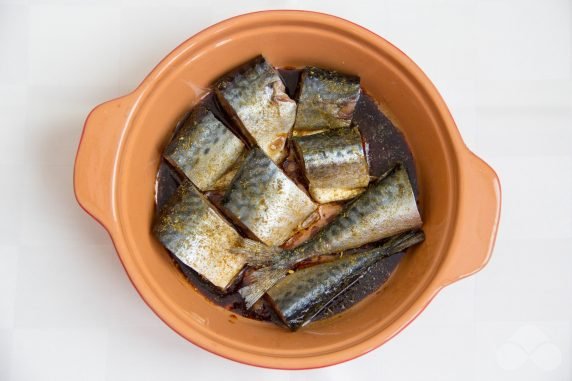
top-left (293, 127), bottom-right (370, 203)
top-left (222, 148), bottom-right (317, 247)
top-left (307, 187), bottom-right (365, 205)
top-left (153, 180), bottom-right (264, 290)
top-left (293, 67), bottom-right (361, 134)
top-left (281, 203), bottom-right (344, 250)
top-left (267, 230), bottom-right (425, 330)
top-left (215, 56), bottom-right (296, 163)
top-left (164, 103), bottom-right (245, 191)
top-left (237, 164), bottom-right (422, 307)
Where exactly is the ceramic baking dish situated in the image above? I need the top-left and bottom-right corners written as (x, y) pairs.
top-left (74, 10), bottom-right (501, 369)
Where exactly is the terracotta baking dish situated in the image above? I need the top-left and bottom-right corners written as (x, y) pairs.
top-left (74, 11), bottom-right (501, 369)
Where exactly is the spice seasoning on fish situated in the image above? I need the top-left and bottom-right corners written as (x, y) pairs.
top-left (153, 180), bottom-right (265, 290)
top-left (215, 56), bottom-right (296, 163)
top-left (293, 67), bottom-right (361, 134)
top-left (164, 103), bottom-right (245, 191)
top-left (222, 148), bottom-right (317, 247)
top-left (293, 127), bottom-right (370, 203)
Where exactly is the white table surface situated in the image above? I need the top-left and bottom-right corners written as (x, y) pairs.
top-left (1, 0), bottom-right (571, 380)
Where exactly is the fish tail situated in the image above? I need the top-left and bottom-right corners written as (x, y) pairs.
top-left (232, 239), bottom-right (284, 267)
top-left (239, 267), bottom-right (287, 308)
top-left (385, 230), bottom-right (425, 253)
top-left (237, 232), bottom-right (424, 309)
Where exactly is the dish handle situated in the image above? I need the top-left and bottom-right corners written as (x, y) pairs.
top-left (74, 95), bottom-right (136, 230)
top-left (438, 152), bottom-right (501, 285)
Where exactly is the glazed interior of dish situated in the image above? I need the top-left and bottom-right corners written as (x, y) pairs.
top-left (106, 16), bottom-right (461, 361)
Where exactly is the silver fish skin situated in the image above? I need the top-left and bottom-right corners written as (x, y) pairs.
top-left (164, 103), bottom-right (245, 191)
top-left (153, 180), bottom-right (253, 290)
top-left (222, 148), bottom-right (317, 247)
top-left (215, 56), bottom-right (296, 163)
top-left (267, 230), bottom-right (425, 330)
top-left (293, 67), bottom-right (361, 134)
top-left (237, 164), bottom-right (422, 307)
top-left (293, 127), bottom-right (370, 203)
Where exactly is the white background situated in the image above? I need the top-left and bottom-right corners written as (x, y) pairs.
top-left (1, 0), bottom-right (571, 380)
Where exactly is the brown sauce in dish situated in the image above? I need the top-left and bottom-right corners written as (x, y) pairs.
top-left (155, 69), bottom-right (418, 325)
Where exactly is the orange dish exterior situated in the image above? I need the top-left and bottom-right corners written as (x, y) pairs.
top-left (74, 11), bottom-right (501, 369)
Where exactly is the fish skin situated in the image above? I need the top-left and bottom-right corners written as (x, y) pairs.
top-left (237, 164), bottom-right (422, 307)
top-left (215, 56), bottom-right (296, 163)
top-left (164, 103), bottom-right (245, 191)
top-left (267, 230), bottom-right (425, 330)
top-left (293, 67), bottom-right (361, 133)
top-left (293, 127), bottom-right (370, 203)
top-left (222, 148), bottom-right (317, 247)
top-left (153, 180), bottom-right (248, 290)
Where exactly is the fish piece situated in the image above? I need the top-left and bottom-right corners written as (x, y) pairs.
top-left (293, 127), bottom-right (370, 203)
top-left (153, 180), bottom-right (263, 290)
top-left (293, 67), bottom-right (361, 134)
top-left (164, 103), bottom-right (245, 191)
top-left (237, 164), bottom-right (422, 307)
top-left (215, 56), bottom-right (296, 163)
top-left (267, 230), bottom-right (425, 330)
top-left (222, 148), bottom-right (317, 247)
